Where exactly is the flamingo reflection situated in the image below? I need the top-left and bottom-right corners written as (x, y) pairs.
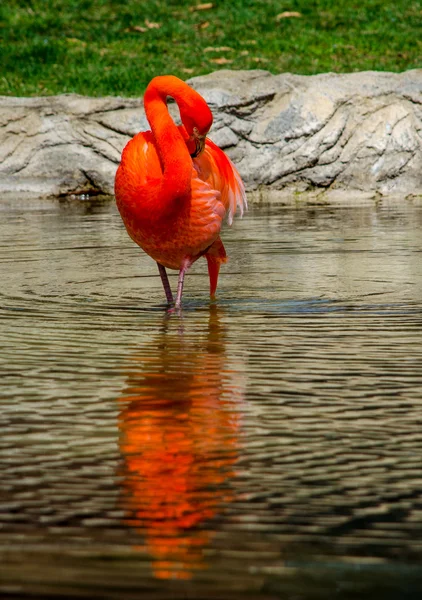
top-left (117, 307), bottom-right (244, 580)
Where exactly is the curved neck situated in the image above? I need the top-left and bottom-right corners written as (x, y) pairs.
top-left (143, 77), bottom-right (194, 202)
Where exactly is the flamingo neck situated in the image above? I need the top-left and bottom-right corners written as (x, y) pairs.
top-left (143, 77), bottom-right (193, 202)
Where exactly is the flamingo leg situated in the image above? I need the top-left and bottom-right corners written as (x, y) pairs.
top-left (175, 265), bottom-right (188, 309)
top-left (157, 263), bottom-right (174, 304)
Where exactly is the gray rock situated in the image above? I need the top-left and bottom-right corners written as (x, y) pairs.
top-left (1, 69), bottom-right (421, 200)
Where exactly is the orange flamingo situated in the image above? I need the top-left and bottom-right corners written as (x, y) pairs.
top-left (114, 75), bottom-right (246, 308)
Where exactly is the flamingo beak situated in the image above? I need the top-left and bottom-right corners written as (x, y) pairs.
top-left (190, 129), bottom-right (206, 158)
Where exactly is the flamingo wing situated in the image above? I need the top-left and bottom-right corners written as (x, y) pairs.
top-left (115, 131), bottom-right (162, 206)
top-left (115, 128), bottom-right (246, 275)
top-left (116, 130), bottom-right (228, 270)
top-left (194, 138), bottom-right (247, 225)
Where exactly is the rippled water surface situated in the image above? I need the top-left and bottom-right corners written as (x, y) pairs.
top-left (1, 197), bottom-right (422, 599)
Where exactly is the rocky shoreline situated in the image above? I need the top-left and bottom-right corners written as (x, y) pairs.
top-left (1, 69), bottom-right (421, 201)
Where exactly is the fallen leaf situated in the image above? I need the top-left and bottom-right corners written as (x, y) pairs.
top-left (182, 68), bottom-right (194, 74)
top-left (252, 57), bottom-right (269, 62)
top-left (276, 11), bottom-right (302, 19)
top-left (145, 19), bottom-right (161, 29)
top-left (194, 20), bottom-right (210, 29)
top-left (210, 57), bottom-right (233, 64)
top-left (204, 46), bottom-right (233, 52)
top-left (240, 50), bottom-right (249, 56)
top-left (128, 20), bottom-right (161, 33)
top-left (66, 37), bottom-right (87, 46)
top-left (190, 2), bottom-right (213, 11)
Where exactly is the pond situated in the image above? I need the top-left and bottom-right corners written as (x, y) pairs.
top-left (1, 197), bottom-right (422, 599)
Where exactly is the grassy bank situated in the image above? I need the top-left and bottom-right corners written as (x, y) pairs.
top-left (1, 0), bottom-right (421, 97)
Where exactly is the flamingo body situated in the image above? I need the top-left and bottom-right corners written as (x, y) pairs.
top-left (115, 75), bottom-right (246, 307)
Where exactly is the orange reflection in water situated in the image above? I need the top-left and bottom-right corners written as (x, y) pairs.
top-left (117, 308), bottom-right (244, 580)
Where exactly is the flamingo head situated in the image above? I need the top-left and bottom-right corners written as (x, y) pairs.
top-left (178, 88), bottom-right (213, 158)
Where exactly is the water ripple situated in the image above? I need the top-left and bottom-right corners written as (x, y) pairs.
top-left (1, 199), bottom-right (422, 599)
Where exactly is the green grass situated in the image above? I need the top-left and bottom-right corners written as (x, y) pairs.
top-left (1, 0), bottom-right (421, 97)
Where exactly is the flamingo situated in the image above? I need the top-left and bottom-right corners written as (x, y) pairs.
top-left (114, 75), bottom-right (246, 308)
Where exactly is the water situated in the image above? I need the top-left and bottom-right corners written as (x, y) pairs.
top-left (1, 197), bottom-right (422, 599)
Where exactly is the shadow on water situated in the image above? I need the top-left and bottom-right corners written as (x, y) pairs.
top-left (117, 307), bottom-right (244, 580)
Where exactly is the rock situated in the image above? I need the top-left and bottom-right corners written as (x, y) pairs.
top-left (0, 95), bottom-right (146, 197)
top-left (1, 69), bottom-right (421, 200)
